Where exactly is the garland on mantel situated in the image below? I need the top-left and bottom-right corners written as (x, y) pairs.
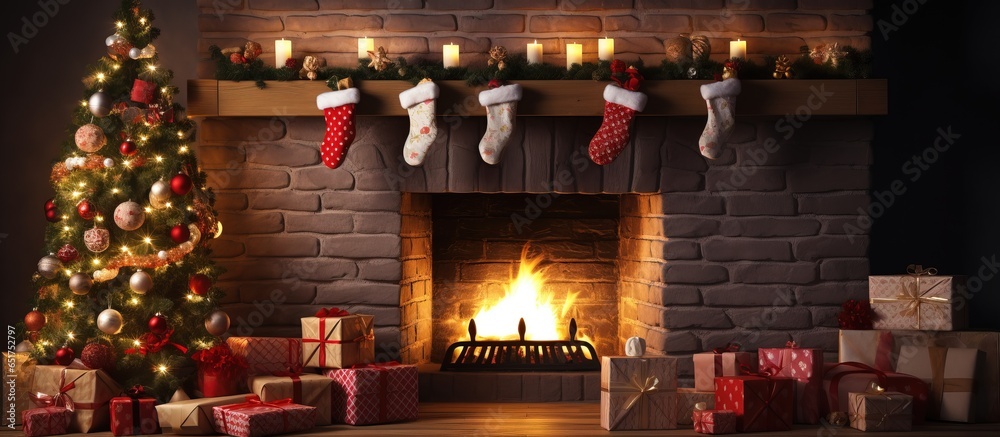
top-left (209, 44), bottom-right (872, 90)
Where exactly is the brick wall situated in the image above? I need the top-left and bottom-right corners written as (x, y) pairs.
top-left (197, 0), bottom-right (872, 78)
top-left (400, 193), bottom-right (434, 364)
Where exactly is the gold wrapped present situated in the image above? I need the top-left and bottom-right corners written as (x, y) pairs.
top-left (869, 265), bottom-right (968, 331)
top-left (30, 364), bottom-right (121, 433)
top-left (2, 351), bottom-right (36, 427)
top-left (154, 394), bottom-right (249, 435)
top-left (600, 356), bottom-right (677, 430)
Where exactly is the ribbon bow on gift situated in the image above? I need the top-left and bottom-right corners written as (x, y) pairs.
top-left (29, 381), bottom-right (77, 412)
top-left (122, 385), bottom-right (157, 435)
top-left (605, 360), bottom-right (662, 429)
top-left (712, 343), bottom-right (741, 354)
top-left (785, 341), bottom-right (798, 348)
top-left (870, 265), bottom-right (950, 329)
top-left (315, 307), bottom-right (350, 317)
top-left (851, 382), bottom-right (913, 430)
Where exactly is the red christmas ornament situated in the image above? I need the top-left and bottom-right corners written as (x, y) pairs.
top-left (170, 224), bottom-right (191, 243)
top-left (170, 173), bottom-right (192, 196)
top-left (45, 208), bottom-right (60, 223)
top-left (54, 346), bottom-right (75, 366)
top-left (130, 79), bottom-right (156, 104)
top-left (189, 274), bottom-right (212, 296)
top-left (56, 244), bottom-right (79, 263)
top-left (24, 310), bottom-right (46, 331)
top-left (119, 139), bottom-right (137, 156)
top-left (80, 342), bottom-right (116, 372)
top-left (45, 198), bottom-right (56, 211)
top-left (148, 313), bottom-right (168, 334)
top-left (77, 200), bottom-right (97, 220)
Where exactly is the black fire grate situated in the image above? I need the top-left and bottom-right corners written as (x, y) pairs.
top-left (440, 318), bottom-right (600, 372)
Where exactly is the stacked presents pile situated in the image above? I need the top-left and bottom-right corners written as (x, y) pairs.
top-left (7, 309), bottom-right (418, 436)
top-left (601, 264), bottom-right (998, 433)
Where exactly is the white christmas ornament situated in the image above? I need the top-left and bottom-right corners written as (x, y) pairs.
top-left (97, 308), bottom-right (124, 334)
top-left (113, 200), bottom-right (146, 231)
top-left (129, 270), bottom-right (152, 294)
top-left (625, 336), bottom-right (647, 357)
top-left (64, 156), bottom-right (87, 171)
top-left (157, 250), bottom-right (168, 260)
top-left (103, 158), bottom-right (115, 168)
top-left (105, 33), bottom-right (121, 47)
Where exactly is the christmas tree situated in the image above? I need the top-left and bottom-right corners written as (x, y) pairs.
top-left (25, 0), bottom-right (226, 400)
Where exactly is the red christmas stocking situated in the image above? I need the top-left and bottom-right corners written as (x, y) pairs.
top-left (316, 87), bottom-right (361, 169)
top-left (588, 84), bottom-right (647, 165)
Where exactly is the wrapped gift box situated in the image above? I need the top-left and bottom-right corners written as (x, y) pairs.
top-left (325, 363), bottom-right (419, 425)
top-left (600, 356), bottom-right (677, 431)
top-left (22, 406), bottom-right (73, 437)
top-left (227, 337), bottom-right (304, 377)
top-left (758, 344), bottom-right (823, 424)
top-left (821, 362), bottom-right (929, 424)
top-left (676, 388), bottom-right (714, 426)
top-left (212, 396), bottom-right (316, 437)
top-left (895, 346), bottom-right (977, 422)
top-left (301, 314), bottom-right (374, 369)
top-left (31, 364), bottom-right (121, 433)
top-left (692, 349), bottom-right (756, 392)
top-left (2, 351), bottom-right (36, 427)
top-left (692, 408), bottom-right (737, 435)
top-left (869, 270), bottom-right (968, 331)
top-left (848, 390), bottom-right (913, 432)
top-left (714, 376), bottom-right (794, 432)
top-left (110, 396), bottom-right (160, 436)
top-left (154, 394), bottom-right (248, 435)
top-left (249, 373), bottom-right (333, 425)
top-left (839, 329), bottom-right (1000, 422)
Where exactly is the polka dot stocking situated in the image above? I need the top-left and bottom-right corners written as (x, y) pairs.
top-left (316, 87), bottom-right (362, 169)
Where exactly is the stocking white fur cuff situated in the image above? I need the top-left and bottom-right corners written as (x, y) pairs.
top-left (316, 88), bottom-right (362, 110)
top-left (399, 81), bottom-right (440, 109)
top-left (700, 78), bottom-right (741, 100)
top-left (603, 84), bottom-right (648, 112)
top-left (479, 84), bottom-right (523, 106)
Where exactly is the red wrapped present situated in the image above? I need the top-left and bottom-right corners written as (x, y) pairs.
top-left (714, 375), bottom-right (794, 432)
top-left (676, 388), bottom-right (714, 426)
top-left (821, 361), bottom-right (929, 424)
top-left (692, 344), bottom-right (756, 391)
top-left (212, 396), bottom-right (316, 437)
top-left (227, 337), bottom-right (304, 377)
top-left (192, 343), bottom-right (248, 398)
top-left (22, 406), bottom-right (72, 437)
top-left (324, 362), bottom-right (418, 425)
top-left (758, 341), bottom-right (824, 424)
top-left (692, 405), bottom-right (737, 435)
top-left (110, 386), bottom-right (161, 436)
top-left (301, 310), bottom-right (374, 369)
top-left (130, 79), bottom-right (155, 104)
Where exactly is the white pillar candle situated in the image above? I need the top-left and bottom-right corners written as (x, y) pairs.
top-left (566, 43), bottom-right (583, 70)
top-left (443, 43), bottom-right (460, 68)
top-left (527, 40), bottom-right (543, 64)
top-left (275, 38), bottom-right (292, 68)
top-left (598, 37), bottom-right (615, 62)
top-left (729, 38), bottom-right (747, 60)
top-left (358, 37), bottom-right (374, 59)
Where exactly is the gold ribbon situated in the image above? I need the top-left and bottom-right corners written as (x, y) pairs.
top-left (850, 385), bottom-right (912, 430)
top-left (927, 347), bottom-right (975, 420)
top-left (602, 359), bottom-right (662, 429)
top-left (870, 264), bottom-right (950, 329)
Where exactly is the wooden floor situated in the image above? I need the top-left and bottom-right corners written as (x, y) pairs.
top-left (16, 403), bottom-right (1000, 436)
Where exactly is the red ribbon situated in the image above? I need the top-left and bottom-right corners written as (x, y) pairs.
top-left (126, 329), bottom-right (188, 356)
top-left (218, 395), bottom-right (293, 433)
top-left (874, 331), bottom-right (895, 371)
top-left (350, 362), bottom-right (401, 423)
top-left (272, 369), bottom-right (303, 404)
top-left (315, 307), bottom-right (350, 317)
top-left (785, 341), bottom-right (798, 348)
top-left (710, 343), bottom-right (744, 378)
top-left (303, 316), bottom-right (373, 368)
top-left (825, 362), bottom-right (890, 413)
top-left (123, 385), bottom-right (152, 435)
top-left (29, 381), bottom-right (77, 412)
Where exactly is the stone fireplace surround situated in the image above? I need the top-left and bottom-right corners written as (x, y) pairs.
top-left (196, 0), bottom-right (874, 392)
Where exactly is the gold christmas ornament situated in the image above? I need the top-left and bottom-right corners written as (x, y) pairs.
top-left (690, 35), bottom-right (711, 60)
top-left (69, 272), bottom-right (93, 295)
top-left (367, 46), bottom-right (393, 72)
top-left (773, 55), bottom-right (793, 79)
top-left (488, 46), bottom-right (508, 70)
top-left (664, 36), bottom-right (693, 64)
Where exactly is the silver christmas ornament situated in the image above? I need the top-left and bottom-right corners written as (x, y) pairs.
top-left (97, 308), bottom-right (124, 334)
top-left (38, 254), bottom-right (62, 279)
top-left (105, 33), bottom-right (120, 47)
top-left (69, 272), bottom-right (93, 295)
top-left (149, 180), bottom-right (171, 209)
top-left (129, 270), bottom-right (152, 294)
top-left (129, 44), bottom-right (156, 60)
top-left (88, 91), bottom-right (112, 117)
top-left (204, 310), bottom-right (230, 336)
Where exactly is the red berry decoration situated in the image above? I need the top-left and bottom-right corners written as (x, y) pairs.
top-left (148, 313), bottom-right (168, 334)
top-left (119, 139), bottom-right (137, 156)
top-left (24, 310), bottom-right (46, 331)
top-left (170, 173), bottom-right (192, 196)
top-left (77, 199), bottom-right (97, 220)
top-left (189, 274), bottom-right (212, 296)
top-left (80, 342), bottom-right (116, 372)
top-left (170, 224), bottom-right (191, 243)
top-left (57, 244), bottom-right (79, 263)
top-left (54, 346), bottom-right (75, 366)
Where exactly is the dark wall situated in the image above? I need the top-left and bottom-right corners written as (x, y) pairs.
top-left (0, 0), bottom-right (198, 330)
top-left (870, 0), bottom-right (1000, 328)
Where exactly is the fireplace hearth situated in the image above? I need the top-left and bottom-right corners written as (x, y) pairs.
top-left (441, 318), bottom-right (600, 372)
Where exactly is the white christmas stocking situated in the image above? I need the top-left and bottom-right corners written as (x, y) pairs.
top-left (588, 84), bottom-right (648, 165)
top-left (398, 79), bottom-right (440, 166)
top-left (477, 83), bottom-right (522, 165)
top-left (698, 78), bottom-right (741, 159)
top-left (316, 86), bottom-right (361, 169)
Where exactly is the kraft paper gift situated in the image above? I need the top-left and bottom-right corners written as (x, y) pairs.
top-left (869, 265), bottom-right (968, 331)
top-left (2, 351), bottom-right (36, 427)
top-left (600, 356), bottom-right (677, 430)
top-left (30, 363), bottom-right (121, 433)
top-left (692, 346), bottom-right (756, 392)
top-left (301, 314), bottom-right (374, 369)
top-left (154, 394), bottom-right (249, 435)
top-left (895, 346), bottom-right (977, 422)
top-left (848, 390), bottom-right (913, 431)
top-left (249, 373), bottom-right (333, 425)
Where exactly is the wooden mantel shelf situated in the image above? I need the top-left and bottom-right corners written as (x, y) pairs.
top-left (187, 79), bottom-right (887, 118)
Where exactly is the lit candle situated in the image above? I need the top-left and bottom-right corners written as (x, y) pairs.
top-left (527, 40), bottom-right (543, 64)
top-left (598, 37), bottom-right (615, 62)
top-left (274, 38), bottom-right (292, 68)
top-left (358, 36), bottom-right (374, 59)
top-left (443, 43), bottom-right (460, 68)
top-left (566, 42), bottom-right (582, 70)
top-left (729, 38), bottom-right (747, 60)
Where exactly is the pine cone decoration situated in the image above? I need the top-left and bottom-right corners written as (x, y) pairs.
top-left (690, 35), bottom-right (711, 60)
